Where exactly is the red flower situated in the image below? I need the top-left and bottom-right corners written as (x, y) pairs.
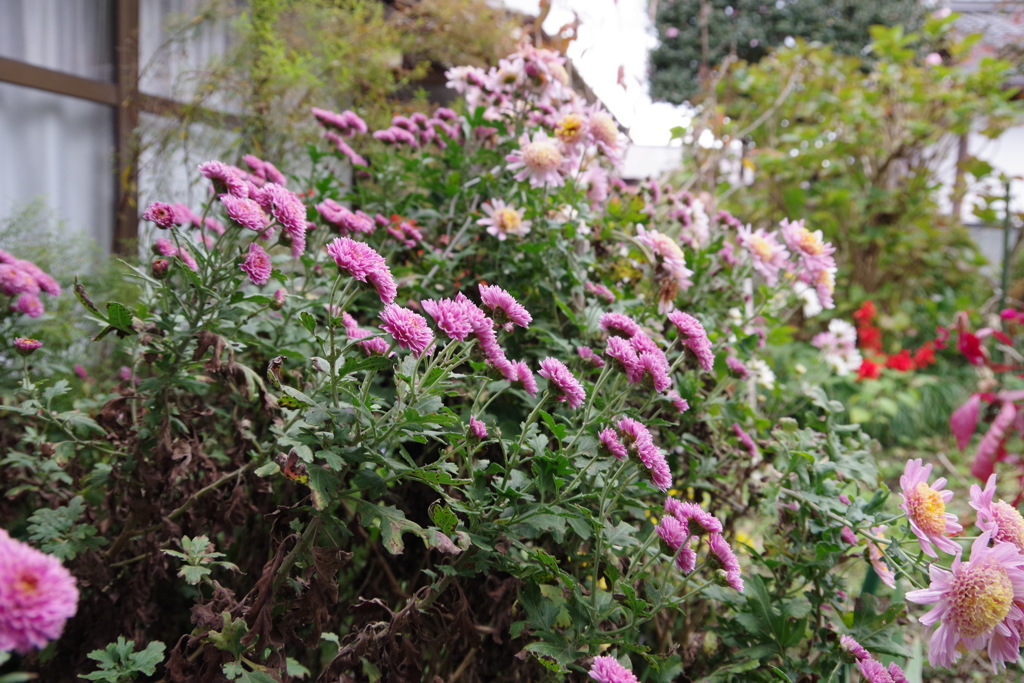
top-left (857, 359), bottom-right (882, 380)
top-left (853, 301), bottom-right (877, 325)
top-left (857, 325), bottom-right (883, 354)
top-left (935, 325), bottom-right (950, 350)
top-left (913, 342), bottom-right (936, 368)
top-left (885, 349), bottom-right (915, 372)
top-left (957, 331), bottom-right (985, 366)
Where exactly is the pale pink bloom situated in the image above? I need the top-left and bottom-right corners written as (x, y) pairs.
top-left (668, 310), bottom-right (715, 372)
top-left (538, 358), bottom-right (585, 409)
top-left (379, 304), bottom-right (433, 357)
top-left (477, 199), bottom-right (532, 240)
top-left (325, 238), bottom-right (396, 304)
top-left (970, 474), bottom-right (1024, 553)
top-left (0, 529), bottom-right (79, 653)
top-left (780, 218), bottom-right (835, 268)
top-left (220, 194), bottom-right (271, 233)
top-left (925, 52), bottom-right (943, 66)
top-left (599, 428), bottom-right (628, 461)
top-left (737, 225), bottom-right (789, 285)
top-left (887, 663), bottom-right (909, 683)
top-left (600, 312), bottom-right (641, 338)
top-left (255, 183), bottom-right (307, 257)
top-left (635, 226), bottom-right (693, 309)
top-left (203, 217), bottom-right (225, 236)
top-left (469, 417), bottom-right (488, 440)
top-left (899, 459), bottom-right (962, 558)
top-left (240, 243), bottom-right (272, 286)
top-left (312, 107), bottom-right (367, 137)
top-left (866, 526), bottom-right (897, 589)
top-left (588, 655), bottom-right (639, 683)
top-left (422, 298), bottom-right (474, 341)
top-left (506, 131), bottom-right (567, 188)
top-left (577, 346), bottom-right (605, 368)
top-left (10, 260), bottom-right (59, 297)
top-left (11, 294), bottom-right (43, 318)
top-left (199, 160), bottom-right (248, 198)
top-left (152, 237), bottom-right (177, 257)
top-left (906, 531), bottom-right (1024, 671)
top-left (317, 199), bottom-right (375, 234)
top-left (588, 108), bottom-right (624, 161)
top-left (142, 201), bottom-right (178, 229)
top-left (479, 284), bottom-right (531, 331)
top-left (176, 247), bottom-right (198, 272)
top-left (840, 526), bottom-right (859, 546)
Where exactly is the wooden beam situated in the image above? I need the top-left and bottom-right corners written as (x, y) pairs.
top-left (113, 0), bottom-right (140, 255)
top-left (0, 57), bottom-right (118, 106)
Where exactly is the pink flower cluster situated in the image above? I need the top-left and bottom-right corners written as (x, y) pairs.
top-left (588, 655), bottom-right (639, 683)
top-left (242, 154), bottom-right (287, 186)
top-left (311, 107), bottom-right (370, 165)
top-left (373, 109), bottom-right (461, 149)
top-left (839, 635), bottom-right (908, 683)
top-left (657, 497), bottom-right (743, 591)
top-left (599, 313), bottom-right (674, 394)
top-left (240, 242), bottom-right (272, 286)
top-left (733, 218), bottom-right (837, 309)
top-left (341, 312), bottom-right (389, 356)
top-left (667, 310), bottom-right (715, 372)
top-left (538, 357), bottom-right (586, 409)
top-left (600, 418), bottom-right (671, 491)
top-left (0, 529), bottom-right (79, 653)
top-left (0, 250), bottom-right (61, 319)
top-left (384, 215), bottom-right (424, 248)
top-left (317, 199), bottom-right (376, 235)
top-left (151, 237), bottom-right (198, 271)
top-left (325, 237), bottom-right (397, 304)
top-left (379, 304), bottom-right (434, 358)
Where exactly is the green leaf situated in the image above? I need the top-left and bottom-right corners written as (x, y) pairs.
top-left (105, 302), bottom-right (135, 333)
top-left (299, 311), bottom-right (317, 334)
top-left (209, 613), bottom-right (250, 658)
top-left (428, 500), bottom-right (459, 535)
top-left (357, 501), bottom-right (425, 554)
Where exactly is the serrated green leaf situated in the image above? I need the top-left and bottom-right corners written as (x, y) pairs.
top-left (106, 302), bottom-right (135, 333)
top-left (357, 501), bottom-right (424, 555)
top-left (428, 501), bottom-right (459, 535)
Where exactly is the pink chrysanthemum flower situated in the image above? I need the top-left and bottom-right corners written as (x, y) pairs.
top-left (588, 655), bottom-right (640, 683)
top-left (11, 294), bottom-right (44, 318)
top-left (512, 360), bottom-right (538, 397)
top-left (737, 225), bottom-right (789, 285)
top-left (899, 459), bottom-right (962, 558)
top-left (340, 313), bottom-right (389, 356)
top-left (243, 154), bottom-right (287, 186)
top-left (618, 418), bottom-right (672, 491)
top-left (538, 357), bottom-right (586, 409)
top-left (971, 474), bottom-right (1024, 553)
top-left (780, 218), bottom-right (835, 266)
top-left (0, 264), bottom-right (41, 297)
top-left (240, 243), bottom-right (272, 286)
top-left (906, 531), bottom-right (1024, 671)
top-left (726, 356), bottom-right (749, 378)
top-left (668, 310), bottom-right (715, 372)
top-left (708, 532), bottom-right (744, 592)
top-left (585, 281), bottom-right (615, 303)
top-left (469, 417), bottom-right (488, 440)
top-left (866, 526), bottom-right (897, 589)
top-left (506, 131), bottom-right (566, 188)
top-left (577, 346), bottom-right (605, 368)
top-left (732, 423), bottom-right (760, 460)
top-left (422, 298), bottom-right (474, 341)
top-left (255, 183), bottom-right (307, 257)
top-left (477, 200), bottom-right (532, 240)
top-left (199, 160), bottom-right (249, 198)
top-left (667, 391), bottom-right (690, 414)
top-left (857, 659), bottom-right (896, 683)
top-left (655, 516), bottom-right (697, 572)
top-left (142, 201), bottom-right (178, 229)
top-left (599, 428), bottom-right (628, 461)
top-left (605, 336), bottom-right (642, 383)
top-left (324, 132), bottom-right (368, 167)
top-left (13, 338), bottom-right (42, 356)
top-left (599, 312), bottom-right (641, 338)
top-left (10, 260), bottom-right (59, 297)
top-left (665, 499), bottom-right (723, 534)
top-left (0, 529), bottom-right (79, 653)
top-left (840, 635), bottom-right (871, 661)
top-left (479, 284), bottom-right (531, 331)
top-left (887, 663), bottom-right (909, 683)
top-left (379, 304), bottom-right (434, 357)
top-left (637, 351), bottom-right (671, 392)
top-left (840, 526), bottom-right (859, 546)
top-left (325, 237), bottom-right (396, 304)
top-left (220, 194), bottom-right (271, 234)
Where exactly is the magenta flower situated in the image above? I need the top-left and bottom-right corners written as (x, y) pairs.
top-left (506, 131), bottom-right (567, 188)
top-left (732, 423), bottom-right (759, 459)
top-left (538, 358), bottom-right (585, 409)
top-left (708, 532), bottom-right (744, 591)
top-left (478, 284), bottom-right (532, 331)
top-left (667, 391), bottom-right (689, 414)
top-left (512, 360), bottom-right (538, 397)
top-left (636, 349), bottom-right (671, 392)
top-left (668, 310), bottom-right (715, 372)
top-left (340, 312), bottom-right (389, 356)
top-left (840, 635), bottom-right (870, 661)
top-left (585, 281), bottom-right (615, 303)
top-left (577, 346), bottom-right (605, 368)
top-left (726, 356), bottom-right (749, 378)
top-left (588, 655), bottom-right (639, 683)
top-left (0, 264), bottom-right (41, 297)
top-left (907, 531), bottom-right (1024, 671)
top-left (618, 417), bottom-right (671, 491)
top-left (198, 160), bottom-right (249, 197)
top-left (0, 529), bottom-right (79, 653)
top-left (469, 417), bottom-right (488, 440)
top-left (655, 516), bottom-right (697, 572)
top-left (220, 194), bottom-right (271, 233)
top-left (240, 243), bottom-right (272, 286)
top-left (599, 312), bottom-right (641, 338)
top-left (857, 659), bottom-right (896, 683)
top-left (664, 499), bottom-right (723, 534)
top-left (422, 297), bottom-right (474, 341)
top-left (598, 428), bottom-right (628, 461)
top-left (255, 183), bottom-right (307, 257)
top-left (11, 293), bottom-right (44, 318)
top-left (325, 237), bottom-right (396, 304)
top-left (141, 201), bottom-right (178, 229)
top-left (899, 459), bottom-right (962, 558)
top-left (242, 154), bottom-right (287, 186)
top-left (324, 132), bottom-right (368, 167)
top-left (605, 336), bottom-right (641, 382)
top-left (13, 338), bottom-right (42, 356)
top-left (379, 304), bottom-right (434, 357)
top-left (970, 474), bottom-right (1024, 553)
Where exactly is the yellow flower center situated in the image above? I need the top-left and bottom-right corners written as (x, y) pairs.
top-left (992, 500), bottom-right (1024, 551)
top-left (908, 481), bottom-right (948, 535)
top-left (817, 267), bottom-right (835, 294)
top-left (15, 570), bottom-right (40, 596)
top-left (796, 228), bottom-right (825, 255)
top-left (522, 140), bottom-right (563, 172)
top-left (496, 208), bottom-right (522, 232)
top-left (749, 236), bottom-right (774, 262)
top-left (555, 114), bottom-right (585, 144)
top-left (950, 559), bottom-right (1013, 638)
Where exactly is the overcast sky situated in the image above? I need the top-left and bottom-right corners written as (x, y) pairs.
top-left (500, 0), bottom-right (692, 146)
